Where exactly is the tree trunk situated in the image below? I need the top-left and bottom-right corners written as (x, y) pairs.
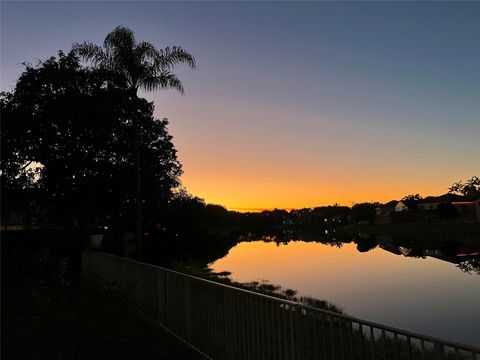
top-left (132, 98), bottom-right (143, 260)
top-left (129, 88), bottom-right (143, 260)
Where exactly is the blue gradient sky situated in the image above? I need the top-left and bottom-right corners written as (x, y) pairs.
top-left (2, 1), bottom-right (479, 210)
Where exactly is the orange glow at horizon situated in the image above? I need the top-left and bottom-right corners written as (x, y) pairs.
top-left (152, 90), bottom-right (479, 213)
top-left (179, 169), bottom-right (474, 212)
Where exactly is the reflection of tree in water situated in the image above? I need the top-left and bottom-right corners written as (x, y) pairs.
top-left (323, 239), bottom-right (344, 248)
top-left (354, 236), bottom-right (378, 253)
top-left (240, 228), bottom-right (350, 247)
top-left (457, 258), bottom-right (480, 275)
top-left (440, 241), bottom-right (463, 258)
top-left (233, 230), bottom-right (480, 277)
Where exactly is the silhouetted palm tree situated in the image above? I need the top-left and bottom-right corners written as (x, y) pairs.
top-left (448, 181), bottom-right (463, 195)
top-left (73, 26), bottom-right (195, 259)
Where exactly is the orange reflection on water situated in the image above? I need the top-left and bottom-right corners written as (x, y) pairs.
top-left (209, 240), bottom-right (480, 345)
top-left (211, 240), bottom-right (410, 288)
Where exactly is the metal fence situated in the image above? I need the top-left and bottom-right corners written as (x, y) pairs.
top-left (81, 251), bottom-right (480, 360)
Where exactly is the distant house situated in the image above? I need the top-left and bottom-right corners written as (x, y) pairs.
top-left (375, 200), bottom-right (397, 224)
top-left (476, 199), bottom-right (480, 222)
top-left (452, 201), bottom-right (477, 220)
top-left (417, 194), bottom-right (480, 222)
top-left (0, 211), bottom-right (26, 231)
top-left (375, 200), bottom-right (418, 224)
top-left (417, 193), bottom-right (465, 211)
top-left (461, 198), bottom-right (480, 222)
top-left (375, 200), bottom-right (397, 216)
top-left (0, 204), bottom-right (49, 231)
top-left (394, 201), bottom-right (409, 212)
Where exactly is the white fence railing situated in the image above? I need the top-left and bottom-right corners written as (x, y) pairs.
top-left (82, 251), bottom-right (480, 360)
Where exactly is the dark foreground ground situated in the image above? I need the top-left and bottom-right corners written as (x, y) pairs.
top-left (1, 250), bottom-right (204, 360)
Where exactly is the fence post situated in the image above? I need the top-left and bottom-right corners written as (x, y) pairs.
top-left (223, 287), bottom-right (230, 360)
top-left (434, 342), bottom-right (446, 360)
top-left (184, 277), bottom-right (192, 343)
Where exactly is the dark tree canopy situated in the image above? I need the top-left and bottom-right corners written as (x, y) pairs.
top-left (72, 26), bottom-right (195, 257)
top-left (350, 202), bottom-right (379, 224)
top-left (1, 51), bottom-right (182, 228)
top-left (448, 176), bottom-right (480, 199)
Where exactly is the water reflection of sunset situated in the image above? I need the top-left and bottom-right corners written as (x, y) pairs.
top-left (210, 240), bottom-right (480, 345)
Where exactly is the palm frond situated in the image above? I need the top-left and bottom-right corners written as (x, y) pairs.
top-left (104, 25), bottom-right (136, 53)
top-left (72, 42), bottom-right (107, 67)
top-left (73, 26), bottom-right (194, 94)
top-left (155, 46), bottom-right (196, 70)
top-left (466, 176), bottom-right (479, 186)
top-left (135, 41), bottom-right (158, 63)
top-left (140, 72), bottom-right (184, 94)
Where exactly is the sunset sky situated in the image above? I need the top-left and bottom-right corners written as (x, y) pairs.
top-left (2, 1), bottom-right (479, 211)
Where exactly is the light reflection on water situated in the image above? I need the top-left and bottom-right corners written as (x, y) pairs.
top-left (209, 238), bottom-right (480, 346)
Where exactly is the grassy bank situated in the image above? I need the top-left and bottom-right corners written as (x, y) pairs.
top-left (173, 260), bottom-right (345, 314)
top-left (2, 255), bottom-right (204, 360)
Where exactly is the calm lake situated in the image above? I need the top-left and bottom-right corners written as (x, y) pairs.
top-left (209, 231), bottom-right (480, 346)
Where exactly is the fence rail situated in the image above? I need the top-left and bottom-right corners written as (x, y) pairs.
top-left (82, 251), bottom-right (480, 360)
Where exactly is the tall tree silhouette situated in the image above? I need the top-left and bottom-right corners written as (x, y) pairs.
top-left (73, 26), bottom-right (195, 258)
top-left (1, 52), bottom-right (182, 239)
